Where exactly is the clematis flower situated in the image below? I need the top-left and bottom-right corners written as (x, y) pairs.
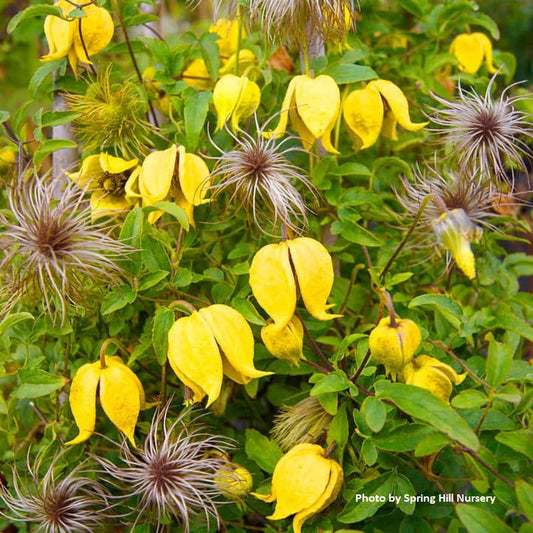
top-left (368, 316), bottom-right (422, 379)
top-left (449, 33), bottom-right (497, 75)
top-left (167, 304), bottom-right (272, 406)
top-left (253, 443), bottom-right (343, 533)
top-left (403, 355), bottom-right (467, 403)
top-left (343, 79), bottom-right (428, 151)
top-left (267, 74), bottom-right (340, 153)
top-left (67, 355), bottom-right (145, 446)
top-left (182, 58), bottom-right (215, 90)
top-left (209, 18), bottom-right (245, 58)
top-left (69, 153), bottom-right (140, 217)
top-left (249, 237), bottom-right (341, 330)
top-left (41, 0), bottom-right (114, 76)
top-left (213, 74), bottom-right (261, 132)
top-left (131, 144), bottom-right (210, 225)
top-left (261, 315), bottom-right (305, 366)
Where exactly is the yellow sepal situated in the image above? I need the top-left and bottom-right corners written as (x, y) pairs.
top-left (177, 145), bottom-right (210, 206)
top-left (139, 145), bottom-right (176, 204)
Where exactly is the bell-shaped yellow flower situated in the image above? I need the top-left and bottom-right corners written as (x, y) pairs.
top-left (67, 355), bottom-right (145, 446)
top-left (130, 144), bottom-right (210, 225)
top-left (267, 75), bottom-right (340, 153)
top-left (431, 208), bottom-right (482, 280)
top-left (213, 74), bottom-right (261, 132)
top-left (261, 315), bottom-right (305, 366)
top-left (369, 316), bottom-right (422, 379)
top-left (69, 153), bottom-right (140, 218)
top-left (249, 237), bottom-right (341, 331)
top-left (403, 355), bottom-right (467, 403)
top-left (253, 443), bottom-right (343, 533)
top-left (450, 33), bottom-right (498, 74)
top-left (209, 18), bottom-right (245, 58)
top-left (219, 49), bottom-right (257, 77)
top-left (182, 58), bottom-right (215, 90)
top-left (343, 79), bottom-right (428, 151)
top-left (167, 304), bottom-right (272, 406)
top-left (42, 0), bottom-right (114, 76)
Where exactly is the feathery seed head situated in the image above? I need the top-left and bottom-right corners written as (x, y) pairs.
top-left (94, 400), bottom-right (238, 533)
top-left (0, 173), bottom-right (128, 323)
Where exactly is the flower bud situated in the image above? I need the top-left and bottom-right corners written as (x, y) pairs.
top-left (369, 316), bottom-right (422, 379)
top-left (253, 443), bottom-right (343, 533)
top-left (215, 464), bottom-right (253, 499)
top-left (261, 316), bottom-right (305, 366)
top-left (403, 355), bottom-right (467, 403)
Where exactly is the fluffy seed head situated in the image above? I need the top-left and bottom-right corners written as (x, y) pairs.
top-left (250, 0), bottom-right (357, 48)
top-left (429, 77), bottom-right (533, 182)
top-left (0, 452), bottom-right (109, 533)
top-left (270, 396), bottom-right (333, 451)
top-left (66, 67), bottom-right (152, 157)
top-left (209, 120), bottom-right (316, 235)
top-left (94, 400), bottom-right (237, 533)
top-left (0, 174), bottom-right (128, 323)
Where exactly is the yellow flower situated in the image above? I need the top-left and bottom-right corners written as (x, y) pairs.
top-left (450, 33), bottom-right (498, 74)
top-left (42, 0), bottom-right (114, 76)
top-left (431, 208), bottom-right (482, 280)
top-left (219, 48), bottom-right (258, 77)
top-left (131, 145), bottom-right (210, 225)
top-left (343, 79), bottom-right (428, 151)
top-left (69, 153), bottom-right (140, 218)
top-left (368, 316), bottom-right (421, 379)
top-left (182, 58), bottom-right (215, 90)
top-left (209, 18), bottom-right (245, 58)
top-left (213, 74), bottom-right (261, 132)
top-left (403, 355), bottom-right (467, 403)
top-left (267, 75), bottom-right (340, 153)
top-left (253, 443), bottom-right (343, 533)
top-left (167, 304), bottom-right (272, 406)
top-left (261, 315), bottom-right (305, 366)
top-left (67, 355), bottom-right (145, 446)
top-left (249, 237), bottom-right (341, 331)
top-left (215, 463), bottom-right (254, 499)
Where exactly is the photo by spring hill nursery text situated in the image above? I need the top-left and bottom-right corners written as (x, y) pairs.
top-left (0, 0), bottom-right (533, 532)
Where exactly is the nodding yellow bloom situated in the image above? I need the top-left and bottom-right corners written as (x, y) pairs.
top-left (69, 153), bottom-right (140, 218)
top-left (253, 443), bottom-right (343, 533)
top-left (403, 355), bottom-right (467, 403)
top-left (41, 0), bottom-right (114, 76)
top-left (343, 79), bottom-right (428, 151)
top-left (213, 74), bottom-right (261, 132)
top-left (182, 58), bottom-right (215, 90)
top-left (369, 316), bottom-right (422, 380)
top-left (431, 208), bottom-right (482, 280)
top-left (450, 33), bottom-right (498, 74)
top-left (130, 145), bottom-right (210, 225)
top-left (249, 237), bottom-right (341, 331)
top-left (67, 355), bottom-right (145, 446)
top-left (261, 315), bottom-right (305, 366)
top-left (209, 18), bottom-right (246, 58)
top-left (167, 304), bottom-right (272, 406)
top-left (267, 75), bottom-right (341, 153)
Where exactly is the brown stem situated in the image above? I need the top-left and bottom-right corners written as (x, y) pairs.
top-left (350, 349), bottom-right (371, 383)
top-left (456, 446), bottom-right (514, 488)
top-left (380, 289), bottom-right (397, 327)
top-left (169, 299), bottom-right (197, 314)
top-left (295, 308), bottom-right (334, 371)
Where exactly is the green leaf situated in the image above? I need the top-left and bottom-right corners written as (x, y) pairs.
top-left (141, 232), bottom-right (171, 272)
top-left (331, 163), bottom-right (372, 176)
top-left (375, 382), bottom-right (480, 450)
top-left (0, 312), bottom-right (33, 337)
top-left (68, 7), bottom-right (86, 18)
top-left (331, 219), bottom-right (383, 247)
top-left (322, 64), bottom-right (378, 84)
top-left (370, 424), bottom-right (434, 452)
top-left (199, 32), bottom-right (221, 81)
top-left (318, 392), bottom-right (338, 415)
top-left (310, 372), bottom-right (350, 396)
top-left (139, 271), bottom-right (169, 291)
top-left (339, 473), bottom-right (394, 523)
top-left (361, 439), bottom-right (377, 466)
top-left (456, 504), bottom-right (514, 533)
top-left (33, 139), bottom-right (77, 168)
top-left (409, 294), bottom-right (463, 330)
top-left (29, 60), bottom-right (65, 96)
top-left (183, 90), bottom-right (211, 151)
top-left (101, 286), bottom-right (137, 315)
top-left (361, 396), bottom-right (386, 433)
top-left (152, 307), bottom-right (175, 365)
top-left (395, 473), bottom-right (416, 515)
top-left (495, 429), bottom-right (533, 458)
top-left (0, 110), bottom-right (10, 124)
top-left (327, 402), bottom-right (349, 459)
top-left (398, 0), bottom-right (429, 18)
top-left (231, 298), bottom-right (266, 326)
top-left (245, 429), bottom-right (282, 473)
top-left (414, 433), bottom-right (450, 457)
top-left (485, 333), bottom-right (513, 387)
top-left (516, 480), bottom-right (533, 521)
top-left (12, 369), bottom-right (67, 399)
top-left (152, 201), bottom-right (190, 230)
top-left (8, 4), bottom-right (63, 34)
top-left (40, 110), bottom-right (81, 128)
top-left (451, 390), bottom-right (488, 410)
top-left (173, 267), bottom-right (193, 287)
top-left (119, 207), bottom-right (143, 275)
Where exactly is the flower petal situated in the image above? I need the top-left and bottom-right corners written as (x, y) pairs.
top-left (139, 145), bottom-right (177, 203)
top-left (41, 1), bottom-right (74, 62)
top-left (288, 237), bottom-right (341, 321)
top-left (72, 3), bottom-right (114, 64)
top-left (66, 361), bottom-right (101, 445)
top-left (475, 32), bottom-right (498, 74)
top-left (177, 145), bottom-right (210, 206)
top-left (450, 33), bottom-right (484, 74)
top-left (100, 153), bottom-right (139, 174)
top-left (249, 241), bottom-right (296, 330)
top-left (265, 75), bottom-right (300, 138)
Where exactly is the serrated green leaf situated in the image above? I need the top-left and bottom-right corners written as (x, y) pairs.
top-left (245, 429), bottom-right (282, 473)
top-left (375, 382), bottom-right (479, 450)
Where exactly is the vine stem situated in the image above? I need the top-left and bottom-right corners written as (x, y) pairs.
top-left (456, 446), bottom-right (514, 488)
top-left (295, 308), bottom-right (334, 371)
